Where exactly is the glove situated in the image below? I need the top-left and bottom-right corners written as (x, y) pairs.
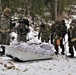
top-left (60, 37), bottom-right (62, 40)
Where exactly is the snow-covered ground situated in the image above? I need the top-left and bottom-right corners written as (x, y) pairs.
top-left (0, 55), bottom-right (76, 75)
top-left (0, 17), bottom-right (76, 75)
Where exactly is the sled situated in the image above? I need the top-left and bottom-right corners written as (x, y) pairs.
top-left (5, 45), bottom-right (54, 62)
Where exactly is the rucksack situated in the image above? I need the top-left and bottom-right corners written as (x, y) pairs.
top-left (17, 24), bottom-right (30, 35)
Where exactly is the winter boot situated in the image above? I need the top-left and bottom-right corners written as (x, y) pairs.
top-left (0, 46), bottom-right (5, 55)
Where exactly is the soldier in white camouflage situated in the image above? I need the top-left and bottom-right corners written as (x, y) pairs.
top-left (0, 7), bottom-right (11, 55)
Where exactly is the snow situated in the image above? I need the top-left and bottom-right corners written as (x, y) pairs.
top-left (0, 55), bottom-right (76, 75)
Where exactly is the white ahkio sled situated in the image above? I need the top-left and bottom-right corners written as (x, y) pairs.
top-left (5, 45), bottom-right (54, 62)
top-left (0, 32), bottom-right (54, 62)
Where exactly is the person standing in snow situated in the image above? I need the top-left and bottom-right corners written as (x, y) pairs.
top-left (68, 20), bottom-right (76, 58)
top-left (50, 23), bottom-right (56, 44)
top-left (0, 7), bottom-right (11, 55)
top-left (38, 23), bottom-right (51, 43)
top-left (52, 21), bottom-right (65, 55)
top-left (61, 20), bottom-right (67, 40)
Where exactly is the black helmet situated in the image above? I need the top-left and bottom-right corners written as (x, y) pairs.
top-left (70, 19), bottom-right (76, 26)
top-left (70, 22), bottom-right (76, 26)
top-left (40, 23), bottom-right (45, 27)
top-left (19, 19), bottom-right (24, 23)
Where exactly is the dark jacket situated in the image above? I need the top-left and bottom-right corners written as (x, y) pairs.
top-left (68, 27), bottom-right (76, 41)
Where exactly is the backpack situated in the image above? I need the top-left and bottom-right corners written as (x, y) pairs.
top-left (17, 24), bottom-right (30, 35)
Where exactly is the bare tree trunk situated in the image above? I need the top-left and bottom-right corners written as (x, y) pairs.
top-left (54, 0), bottom-right (57, 21)
top-left (0, 0), bottom-right (2, 12)
top-left (58, 0), bottom-right (65, 16)
top-left (0, 0), bottom-right (2, 23)
top-left (51, 0), bottom-right (57, 21)
top-left (22, 0), bottom-right (29, 16)
top-left (24, 0), bottom-right (28, 16)
top-left (57, 0), bottom-right (61, 16)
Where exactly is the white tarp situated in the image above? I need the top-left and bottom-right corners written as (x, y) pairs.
top-left (10, 42), bottom-right (55, 55)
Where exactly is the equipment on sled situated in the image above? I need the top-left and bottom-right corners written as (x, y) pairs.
top-left (5, 43), bottom-right (55, 62)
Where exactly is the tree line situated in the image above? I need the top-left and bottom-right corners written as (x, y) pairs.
top-left (0, 0), bottom-right (76, 21)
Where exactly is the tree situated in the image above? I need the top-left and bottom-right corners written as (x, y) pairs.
top-left (0, 0), bottom-right (2, 22)
top-left (51, 0), bottom-right (57, 21)
top-left (1, 0), bottom-right (76, 21)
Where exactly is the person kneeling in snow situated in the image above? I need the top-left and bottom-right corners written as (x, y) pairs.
top-left (17, 19), bottom-right (30, 42)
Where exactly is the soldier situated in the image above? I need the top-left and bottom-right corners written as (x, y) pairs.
top-left (68, 20), bottom-right (76, 58)
top-left (38, 23), bottom-right (51, 43)
top-left (0, 8), bottom-right (11, 55)
top-left (52, 21), bottom-right (65, 55)
top-left (61, 20), bottom-right (67, 39)
top-left (0, 7), bottom-right (11, 55)
top-left (17, 19), bottom-right (30, 42)
top-left (50, 23), bottom-right (55, 44)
